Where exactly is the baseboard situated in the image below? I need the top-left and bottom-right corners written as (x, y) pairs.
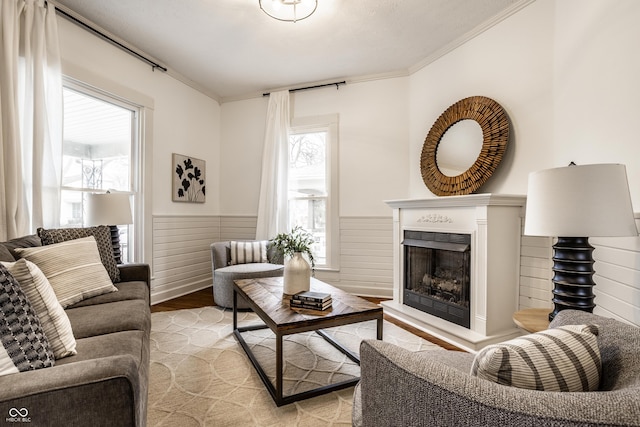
top-left (331, 283), bottom-right (393, 299)
top-left (151, 281), bottom-right (212, 305)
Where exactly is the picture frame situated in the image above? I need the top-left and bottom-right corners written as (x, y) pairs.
top-left (172, 153), bottom-right (206, 203)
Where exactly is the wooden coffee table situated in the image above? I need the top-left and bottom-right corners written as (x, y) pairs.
top-left (232, 276), bottom-right (383, 406)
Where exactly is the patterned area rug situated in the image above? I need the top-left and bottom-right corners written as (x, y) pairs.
top-left (148, 307), bottom-right (444, 426)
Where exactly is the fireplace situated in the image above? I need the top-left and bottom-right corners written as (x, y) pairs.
top-left (382, 194), bottom-right (526, 351)
top-left (403, 231), bottom-right (471, 328)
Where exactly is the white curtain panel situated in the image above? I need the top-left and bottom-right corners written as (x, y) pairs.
top-left (0, 0), bottom-right (62, 240)
top-left (255, 90), bottom-right (290, 240)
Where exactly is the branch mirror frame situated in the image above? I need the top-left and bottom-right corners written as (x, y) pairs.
top-left (420, 96), bottom-right (510, 196)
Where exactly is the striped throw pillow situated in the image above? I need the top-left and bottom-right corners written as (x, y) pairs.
top-left (1, 259), bottom-right (77, 359)
top-left (15, 237), bottom-right (118, 309)
top-left (470, 324), bottom-right (601, 392)
top-left (230, 241), bottom-right (268, 265)
top-left (38, 226), bottom-right (120, 283)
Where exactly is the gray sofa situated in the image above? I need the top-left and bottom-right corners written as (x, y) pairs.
top-left (0, 235), bottom-right (150, 427)
top-left (210, 240), bottom-right (284, 309)
top-left (353, 310), bottom-right (640, 427)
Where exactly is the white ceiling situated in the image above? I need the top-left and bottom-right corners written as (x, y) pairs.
top-left (54, 0), bottom-right (531, 102)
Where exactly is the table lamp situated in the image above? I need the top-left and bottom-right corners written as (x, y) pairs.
top-left (86, 191), bottom-right (133, 264)
top-left (524, 163), bottom-right (637, 321)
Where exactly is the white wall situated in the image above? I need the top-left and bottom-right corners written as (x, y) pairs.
top-left (220, 97), bottom-right (268, 215)
top-left (554, 0), bottom-right (640, 196)
top-left (220, 77), bottom-right (410, 217)
top-left (293, 78), bottom-right (410, 217)
top-left (57, 16), bottom-right (222, 270)
top-left (409, 0), bottom-right (640, 208)
top-left (408, 0), bottom-right (554, 199)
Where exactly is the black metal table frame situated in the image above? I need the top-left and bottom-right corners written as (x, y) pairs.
top-left (232, 286), bottom-right (383, 407)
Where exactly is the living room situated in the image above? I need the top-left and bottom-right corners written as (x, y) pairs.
top-left (1, 0), bottom-right (639, 426)
top-left (53, 0), bottom-right (640, 324)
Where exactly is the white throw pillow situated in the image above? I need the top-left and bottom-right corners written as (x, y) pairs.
top-left (230, 241), bottom-right (268, 265)
top-left (470, 324), bottom-right (601, 392)
top-left (2, 259), bottom-right (77, 359)
top-left (15, 236), bottom-right (117, 308)
top-left (37, 226), bottom-right (121, 283)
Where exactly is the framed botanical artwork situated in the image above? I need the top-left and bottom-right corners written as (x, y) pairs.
top-left (172, 153), bottom-right (206, 203)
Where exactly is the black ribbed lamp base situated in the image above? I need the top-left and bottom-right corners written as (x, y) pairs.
top-left (109, 225), bottom-right (123, 264)
top-left (548, 236), bottom-right (595, 321)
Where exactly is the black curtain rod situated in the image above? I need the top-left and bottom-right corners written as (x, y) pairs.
top-left (53, 5), bottom-right (168, 73)
top-left (263, 81), bottom-right (346, 97)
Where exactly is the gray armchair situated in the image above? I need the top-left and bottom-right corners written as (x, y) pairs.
top-left (210, 241), bottom-right (284, 309)
top-left (353, 310), bottom-right (640, 426)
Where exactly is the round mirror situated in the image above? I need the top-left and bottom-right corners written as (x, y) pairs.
top-left (420, 96), bottom-right (509, 196)
top-left (436, 119), bottom-right (483, 177)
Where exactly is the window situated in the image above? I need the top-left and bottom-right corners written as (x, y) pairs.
top-left (60, 80), bottom-right (140, 262)
top-left (288, 115), bottom-right (338, 269)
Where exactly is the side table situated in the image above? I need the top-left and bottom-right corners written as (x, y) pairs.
top-left (512, 308), bottom-right (550, 333)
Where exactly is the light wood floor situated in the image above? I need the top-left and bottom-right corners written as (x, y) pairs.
top-left (152, 288), bottom-right (464, 351)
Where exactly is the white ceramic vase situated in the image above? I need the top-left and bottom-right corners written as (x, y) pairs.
top-left (283, 252), bottom-right (311, 295)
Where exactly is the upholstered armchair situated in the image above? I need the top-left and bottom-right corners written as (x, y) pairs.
top-left (353, 310), bottom-right (640, 426)
top-left (210, 240), bottom-right (284, 309)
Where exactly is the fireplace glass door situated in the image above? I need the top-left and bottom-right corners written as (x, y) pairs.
top-left (403, 231), bottom-right (471, 328)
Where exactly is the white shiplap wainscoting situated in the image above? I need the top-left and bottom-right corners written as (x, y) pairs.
top-left (150, 215), bottom-right (394, 304)
top-left (315, 217), bottom-right (394, 298)
top-left (151, 214), bottom-right (639, 327)
top-left (519, 235), bottom-right (553, 309)
top-left (151, 215), bottom-right (221, 304)
top-left (220, 216), bottom-right (258, 241)
top-left (591, 217), bottom-right (640, 326)
top-left (151, 215), bottom-right (260, 304)
top-left (518, 215), bottom-right (640, 327)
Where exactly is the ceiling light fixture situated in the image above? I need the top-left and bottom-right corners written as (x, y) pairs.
top-left (259, 0), bottom-right (317, 23)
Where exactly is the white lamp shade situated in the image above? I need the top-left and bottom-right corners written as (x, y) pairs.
top-left (86, 192), bottom-right (133, 226)
top-left (524, 164), bottom-right (637, 237)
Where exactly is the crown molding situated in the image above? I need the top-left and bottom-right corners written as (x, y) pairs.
top-left (408, 0), bottom-right (536, 75)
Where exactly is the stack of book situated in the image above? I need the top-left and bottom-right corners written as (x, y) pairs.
top-left (290, 291), bottom-right (332, 311)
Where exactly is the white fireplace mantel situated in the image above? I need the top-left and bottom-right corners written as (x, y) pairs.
top-left (382, 193), bottom-right (527, 352)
